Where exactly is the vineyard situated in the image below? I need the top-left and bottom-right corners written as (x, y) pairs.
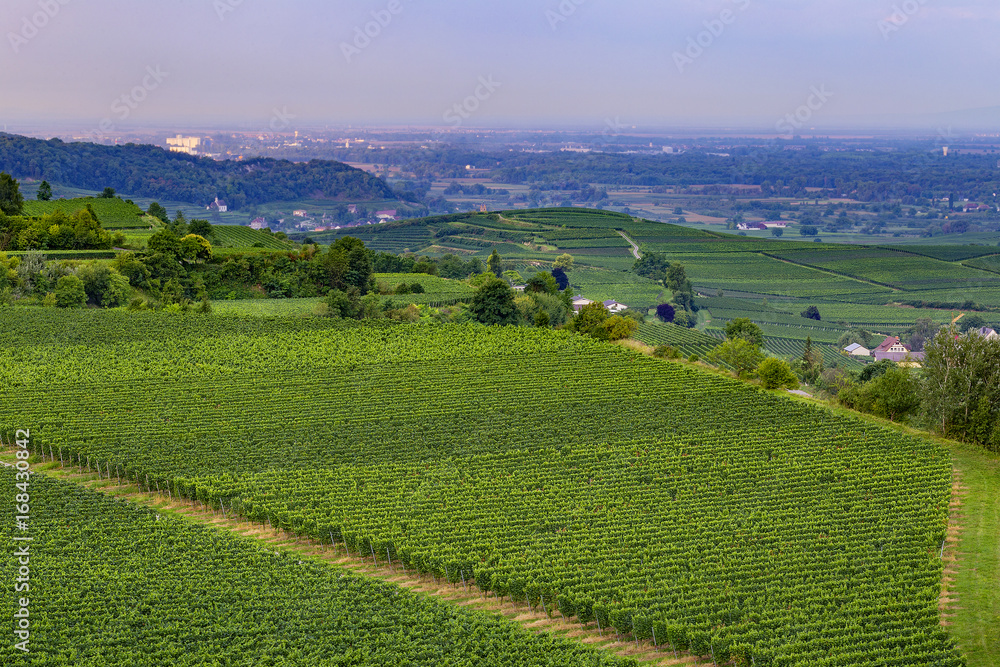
top-left (212, 225), bottom-right (295, 250)
top-left (22, 197), bottom-right (152, 229)
top-left (635, 322), bottom-right (721, 357)
top-left (0, 470), bottom-right (631, 666)
top-left (0, 309), bottom-right (965, 666)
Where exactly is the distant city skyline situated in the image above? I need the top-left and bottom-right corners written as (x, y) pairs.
top-left (3, 0), bottom-right (1000, 135)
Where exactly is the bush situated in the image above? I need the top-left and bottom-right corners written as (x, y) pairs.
top-left (54, 275), bottom-right (86, 308)
top-left (653, 345), bottom-right (681, 359)
top-left (757, 358), bottom-right (800, 390)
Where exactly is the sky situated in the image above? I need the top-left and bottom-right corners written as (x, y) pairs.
top-left (2, 0), bottom-right (1000, 132)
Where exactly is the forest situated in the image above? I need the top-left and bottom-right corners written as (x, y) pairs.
top-left (0, 133), bottom-right (395, 210)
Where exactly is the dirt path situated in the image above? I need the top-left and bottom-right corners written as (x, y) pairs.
top-left (618, 230), bottom-right (641, 259)
top-left (7, 454), bottom-right (708, 666)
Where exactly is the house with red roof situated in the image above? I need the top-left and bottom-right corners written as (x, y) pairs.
top-left (872, 336), bottom-right (925, 363)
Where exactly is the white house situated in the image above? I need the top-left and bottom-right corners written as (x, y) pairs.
top-left (843, 343), bottom-right (871, 357)
top-left (603, 300), bottom-right (629, 314)
top-left (293, 210), bottom-right (308, 218)
top-left (572, 297), bottom-right (594, 312)
top-left (974, 327), bottom-right (999, 341)
top-left (249, 217), bottom-right (267, 230)
top-left (207, 197), bottom-right (228, 213)
top-left (376, 209), bottom-right (398, 221)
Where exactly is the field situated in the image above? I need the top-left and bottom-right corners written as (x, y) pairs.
top-left (0, 309), bottom-right (966, 666)
top-left (211, 225), bottom-right (295, 250)
top-left (22, 197), bottom-right (154, 229)
top-left (0, 469), bottom-right (630, 666)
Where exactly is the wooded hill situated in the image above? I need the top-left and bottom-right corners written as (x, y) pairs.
top-left (0, 133), bottom-right (394, 211)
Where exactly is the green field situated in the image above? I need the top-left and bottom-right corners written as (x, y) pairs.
top-left (22, 197), bottom-right (154, 229)
top-left (0, 309), bottom-right (966, 666)
top-left (0, 469), bottom-right (630, 667)
top-left (212, 225), bottom-right (295, 250)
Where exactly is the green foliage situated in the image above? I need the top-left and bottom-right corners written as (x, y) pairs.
top-left (147, 202), bottom-right (169, 224)
top-left (23, 196), bottom-right (146, 229)
top-left (0, 207), bottom-right (121, 251)
top-left (0, 134), bottom-right (394, 210)
top-left (922, 329), bottom-right (1000, 450)
top-left (99, 186), bottom-right (117, 198)
top-left (725, 318), bottom-right (765, 347)
top-left (76, 264), bottom-right (132, 308)
top-left (0, 172), bottom-right (24, 215)
top-left (553, 253), bottom-right (574, 271)
top-left (800, 305), bottom-right (821, 321)
top-left (859, 359), bottom-right (896, 384)
top-left (1, 470), bottom-right (632, 667)
top-left (757, 358), bottom-right (800, 390)
top-left (180, 234), bottom-right (213, 262)
top-left (36, 180), bottom-right (52, 201)
top-left (487, 249), bottom-right (502, 277)
top-left (54, 274), bottom-right (86, 308)
top-left (653, 344), bottom-right (682, 359)
top-left (470, 278), bottom-right (518, 326)
top-left (0, 309), bottom-right (960, 667)
top-left (323, 236), bottom-right (374, 295)
top-left (708, 338), bottom-right (766, 377)
top-left (839, 366), bottom-right (921, 422)
top-left (0, 310), bottom-right (963, 667)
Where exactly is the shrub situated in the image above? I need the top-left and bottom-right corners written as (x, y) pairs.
top-left (656, 303), bottom-right (676, 323)
top-left (653, 345), bottom-right (681, 360)
top-left (54, 275), bottom-right (86, 308)
top-left (757, 358), bottom-right (800, 390)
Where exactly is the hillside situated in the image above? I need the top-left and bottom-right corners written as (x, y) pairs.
top-left (0, 133), bottom-right (394, 210)
top-left (0, 310), bottom-right (968, 666)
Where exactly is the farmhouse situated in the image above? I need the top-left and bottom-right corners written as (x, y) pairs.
top-left (572, 297), bottom-right (594, 312)
top-left (249, 217), bottom-right (267, 230)
top-left (376, 209), bottom-right (398, 221)
top-left (843, 343), bottom-right (871, 357)
top-left (293, 210), bottom-right (308, 217)
top-left (737, 222), bottom-right (767, 231)
top-left (872, 336), bottom-right (925, 363)
top-left (603, 300), bottom-right (629, 314)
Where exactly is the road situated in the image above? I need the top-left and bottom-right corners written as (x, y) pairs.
top-left (618, 231), bottom-right (641, 259)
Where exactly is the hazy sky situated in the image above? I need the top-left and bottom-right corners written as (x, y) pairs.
top-left (2, 0), bottom-right (999, 131)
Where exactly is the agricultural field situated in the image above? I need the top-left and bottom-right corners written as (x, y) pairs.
top-left (22, 197), bottom-right (154, 229)
top-left (767, 247), bottom-right (1000, 295)
top-left (0, 470), bottom-right (630, 667)
top-left (634, 322), bottom-right (721, 358)
top-left (0, 309), bottom-right (968, 666)
top-left (212, 225), bottom-right (295, 250)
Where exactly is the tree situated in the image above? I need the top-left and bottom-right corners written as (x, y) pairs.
top-left (922, 328), bottom-right (1000, 448)
top-left (0, 172), bottom-right (24, 216)
top-left (570, 301), bottom-right (610, 337)
top-left (707, 338), bottom-right (766, 378)
top-left (800, 305), bottom-right (821, 321)
top-left (470, 278), bottom-right (518, 326)
top-left (502, 270), bottom-right (524, 285)
top-left (758, 358), bottom-right (799, 390)
top-left (37, 180), bottom-right (52, 201)
top-left (99, 187), bottom-right (117, 199)
top-left (322, 236), bottom-right (373, 294)
top-left (770, 228), bottom-right (784, 238)
top-left (180, 234), bottom-right (213, 262)
top-left (147, 202), bottom-right (169, 224)
top-left (959, 314), bottom-right (986, 334)
top-left (799, 225), bottom-right (819, 236)
top-left (188, 219), bottom-right (212, 238)
top-left (725, 318), bottom-right (764, 347)
top-left (801, 336), bottom-right (824, 384)
top-left (859, 359), bottom-right (896, 384)
top-left (841, 367), bottom-right (921, 422)
top-left (656, 303), bottom-right (676, 323)
top-left (487, 249), bottom-right (502, 277)
top-left (551, 267), bottom-right (569, 291)
top-left (526, 271), bottom-right (558, 295)
top-left (553, 253), bottom-right (574, 271)
top-left (54, 274), bottom-right (86, 308)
